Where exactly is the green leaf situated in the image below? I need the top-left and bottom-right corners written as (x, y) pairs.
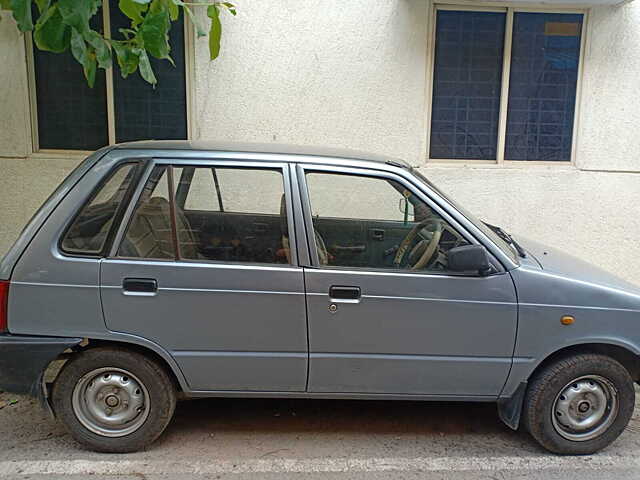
top-left (220, 2), bottom-right (236, 15)
top-left (137, 48), bottom-right (156, 85)
top-left (84, 29), bottom-right (111, 68)
top-left (83, 50), bottom-right (97, 87)
top-left (57, 0), bottom-right (101, 35)
top-left (167, 0), bottom-right (178, 21)
top-left (111, 41), bottom-right (139, 77)
top-left (10, 0), bottom-right (33, 31)
top-left (148, 0), bottom-right (162, 14)
top-left (69, 26), bottom-right (87, 64)
top-left (207, 4), bottom-right (221, 60)
top-left (172, 0), bottom-right (204, 36)
top-left (117, 27), bottom-right (136, 40)
top-left (34, 0), bottom-right (48, 14)
top-left (140, 2), bottom-right (170, 59)
top-left (33, 4), bottom-right (70, 52)
top-left (119, 0), bottom-right (147, 26)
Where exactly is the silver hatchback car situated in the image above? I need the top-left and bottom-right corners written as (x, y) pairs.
top-left (1, 141), bottom-right (639, 454)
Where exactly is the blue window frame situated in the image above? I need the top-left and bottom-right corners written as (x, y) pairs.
top-left (430, 9), bottom-right (584, 162)
top-left (31, 0), bottom-right (188, 151)
top-left (430, 10), bottom-right (506, 160)
top-left (32, 7), bottom-right (108, 150)
top-left (505, 13), bottom-right (583, 161)
top-left (110, 3), bottom-right (187, 143)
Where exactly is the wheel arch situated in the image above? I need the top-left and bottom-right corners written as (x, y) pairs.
top-left (80, 339), bottom-right (186, 392)
top-left (498, 342), bottom-right (640, 431)
top-left (531, 343), bottom-right (640, 383)
top-left (45, 337), bottom-right (188, 399)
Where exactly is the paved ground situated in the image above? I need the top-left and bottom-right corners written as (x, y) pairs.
top-left (2, 389), bottom-right (640, 479)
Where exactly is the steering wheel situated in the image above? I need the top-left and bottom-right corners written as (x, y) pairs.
top-left (393, 219), bottom-right (443, 270)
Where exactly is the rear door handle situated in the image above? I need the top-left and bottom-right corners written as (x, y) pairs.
top-left (123, 278), bottom-right (158, 296)
top-left (329, 285), bottom-right (361, 302)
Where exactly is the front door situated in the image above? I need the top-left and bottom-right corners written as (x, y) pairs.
top-left (299, 166), bottom-right (518, 397)
top-left (101, 161), bottom-right (308, 392)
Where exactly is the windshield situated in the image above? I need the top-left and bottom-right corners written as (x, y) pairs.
top-left (410, 168), bottom-right (519, 264)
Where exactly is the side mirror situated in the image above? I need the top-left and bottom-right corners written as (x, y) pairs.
top-left (448, 245), bottom-right (492, 276)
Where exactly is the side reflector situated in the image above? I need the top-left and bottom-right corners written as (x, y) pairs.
top-left (0, 280), bottom-right (8, 333)
top-left (560, 315), bottom-right (575, 326)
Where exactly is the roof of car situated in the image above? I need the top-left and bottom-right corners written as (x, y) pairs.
top-left (113, 140), bottom-right (411, 168)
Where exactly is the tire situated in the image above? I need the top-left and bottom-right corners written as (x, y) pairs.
top-left (523, 353), bottom-right (635, 455)
top-left (52, 347), bottom-right (177, 453)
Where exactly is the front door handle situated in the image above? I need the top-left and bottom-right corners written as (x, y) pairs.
top-left (329, 285), bottom-right (361, 302)
top-left (123, 278), bottom-right (158, 296)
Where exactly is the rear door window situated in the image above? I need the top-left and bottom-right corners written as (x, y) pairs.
top-left (118, 165), bottom-right (291, 265)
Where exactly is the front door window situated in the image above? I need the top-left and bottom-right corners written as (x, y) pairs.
top-left (305, 172), bottom-right (469, 272)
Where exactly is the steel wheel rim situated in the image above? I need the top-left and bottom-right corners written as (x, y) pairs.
top-left (551, 375), bottom-right (619, 442)
top-left (72, 367), bottom-right (150, 438)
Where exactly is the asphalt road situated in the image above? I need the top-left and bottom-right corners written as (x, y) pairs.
top-left (2, 389), bottom-right (640, 479)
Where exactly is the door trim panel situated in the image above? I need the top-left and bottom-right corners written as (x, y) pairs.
top-left (308, 353), bottom-right (513, 395)
top-left (172, 351), bottom-right (308, 391)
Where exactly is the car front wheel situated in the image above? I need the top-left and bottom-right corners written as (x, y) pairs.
top-left (52, 347), bottom-right (177, 453)
top-left (523, 353), bottom-right (635, 454)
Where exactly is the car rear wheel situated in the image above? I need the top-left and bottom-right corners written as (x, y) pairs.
top-left (52, 347), bottom-right (176, 453)
top-left (523, 353), bottom-right (635, 454)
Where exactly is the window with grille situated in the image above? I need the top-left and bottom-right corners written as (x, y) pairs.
top-left (30, 0), bottom-right (188, 151)
top-left (429, 8), bottom-right (584, 162)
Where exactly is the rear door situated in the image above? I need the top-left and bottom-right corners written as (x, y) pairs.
top-left (100, 159), bottom-right (308, 392)
top-left (298, 165), bottom-right (518, 397)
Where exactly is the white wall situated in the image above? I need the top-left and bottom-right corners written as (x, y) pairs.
top-left (1, 0), bottom-right (639, 284)
top-left (425, 165), bottom-right (640, 281)
top-left (0, 156), bottom-right (81, 254)
top-left (575, 3), bottom-right (640, 172)
top-left (193, 0), bottom-right (429, 163)
top-left (0, 14), bottom-right (30, 158)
